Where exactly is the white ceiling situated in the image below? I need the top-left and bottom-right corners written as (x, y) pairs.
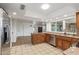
top-left (0, 3), bottom-right (79, 21)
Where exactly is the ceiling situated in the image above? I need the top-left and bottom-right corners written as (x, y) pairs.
top-left (0, 3), bottom-right (79, 21)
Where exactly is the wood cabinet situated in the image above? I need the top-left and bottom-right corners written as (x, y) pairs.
top-left (76, 12), bottom-right (79, 35)
top-left (56, 36), bottom-right (72, 50)
top-left (71, 38), bottom-right (78, 44)
top-left (31, 33), bottom-right (46, 44)
top-left (56, 35), bottom-right (78, 50)
top-left (31, 33), bottom-right (51, 44)
top-left (56, 38), bottom-right (63, 49)
top-left (45, 34), bottom-right (51, 43)
top-left (63, 40), bottom-right (71, 50)
top-left (31, 33), bottom-right (78, 50)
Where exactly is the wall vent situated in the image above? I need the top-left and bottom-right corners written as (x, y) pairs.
top-left (20, 4), bottom-right (25, 10)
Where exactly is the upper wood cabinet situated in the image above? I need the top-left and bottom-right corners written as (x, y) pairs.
top-left (76, 12), bottom-right (79, 35)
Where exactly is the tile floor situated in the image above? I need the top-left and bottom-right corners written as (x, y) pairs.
top-left (2, 43), bottom-right (64, 55)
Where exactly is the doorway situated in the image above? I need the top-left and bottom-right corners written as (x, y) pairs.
top-left (1, 13), bottom-right (11, 55)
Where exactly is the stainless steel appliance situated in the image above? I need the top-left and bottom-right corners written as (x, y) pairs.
top-left (49, 34), bottom-right (56, 46)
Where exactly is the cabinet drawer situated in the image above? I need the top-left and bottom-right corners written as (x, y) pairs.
top-left (56, 36), bottom-right (64, 39)
top-left (65, 37), bottom-right (71, 41)
top-left (45, 34), bottom-right (51, 42)
top-left (71, 38), bottom-right (77, 43)
top-left (31, 33), bottom-right (46, 44)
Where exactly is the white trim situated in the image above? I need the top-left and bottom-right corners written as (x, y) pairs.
top-left (10, 16), bottom-right (12, 48)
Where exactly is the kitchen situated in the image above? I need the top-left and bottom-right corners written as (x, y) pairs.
top-left (0, 3), bottom-right (79, 55)
top-left (31, 12), bottom-right (79, 54)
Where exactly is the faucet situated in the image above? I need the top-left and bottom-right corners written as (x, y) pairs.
top-left (63, 29), bottom-right (66, 35)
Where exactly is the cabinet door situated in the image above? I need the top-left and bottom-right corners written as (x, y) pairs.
top-left (63, 40), bottom-right (71, 50)
top-left (32, 34), bottom-right (45, 44)
top-left (56, 38), bottom-right (63, 49)
top-left (76, 12), bottom-right (79, 35)
top-left (71, 38), bottom-right (77, 44)
top-left (45, 34), bottom-right (51, 42)
top-left (37, 34), bottom-right (45, 42)
top-left (32, 34), bottom-right (38, 44)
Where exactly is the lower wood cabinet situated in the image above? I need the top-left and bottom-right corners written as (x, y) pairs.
top-left (56, 37), bottom-right (63, 49)
top-left (56, 36), bottom-right (72, 50)
top-left (71, 38), bottom-right (77, 44)
top-left (31, 33), bottom-right (46, 44)
top-left (45, 34), bottom-right (51, 43)
top-left (31, 33), bottom-right (78, 50)
top-left (63, 40), bottom-right (71, 50)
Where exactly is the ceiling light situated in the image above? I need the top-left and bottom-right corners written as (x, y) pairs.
top-left (56, 18), bottom-right (58, 19)
top-left (41, 4), bottom-right (50, 10)
top-left (64, 15), bottom-right (67, 17)
top-left (13, 12), bottom-right (16, 15)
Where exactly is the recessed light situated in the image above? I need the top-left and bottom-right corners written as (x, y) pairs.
top-left (41, 4), bottom-right (50, 10)
top-left (13, 12), bottom-right (16, 15)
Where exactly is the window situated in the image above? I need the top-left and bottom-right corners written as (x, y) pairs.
top-left (50, 17), bottom-right (76, 34)
top-left (65, 18), bottom-right (76, 34)
top-left (51, 21), bottom-right (63, 32)
top-left (57, 21), bottom-right (63, 32)
top-left (51, 22), bottom-right (56, 31)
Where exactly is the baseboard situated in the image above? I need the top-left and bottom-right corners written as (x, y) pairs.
top-left (49, 43), bottom-right (56, 47)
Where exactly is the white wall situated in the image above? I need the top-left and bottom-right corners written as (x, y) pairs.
top-left (11, 19), bottom-right (34, 42)
top-left (0, 9), bottom-right (3, 49)
top-left (16, 20), bottom-right (33, 36)
top-left (11, 19), bottom-right (17, 42)
top-left (47, 6), bottom-right (76, 21)
top-left (46, 22), bottom-right (51, 32)
top-left (11, 19), bottom-right (47, 42)
top-left (23, 23), bottom-right (33, 36)
top-left (16, 20), bottom-right (24, 36)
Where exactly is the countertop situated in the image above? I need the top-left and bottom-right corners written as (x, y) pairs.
top-left (32, 32), bottom-right (79, 39)
top-left (44, 32), bottom-right (79, 39)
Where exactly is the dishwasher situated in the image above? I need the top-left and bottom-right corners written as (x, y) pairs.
top-left (49, 35), bottom-right (56, 47)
